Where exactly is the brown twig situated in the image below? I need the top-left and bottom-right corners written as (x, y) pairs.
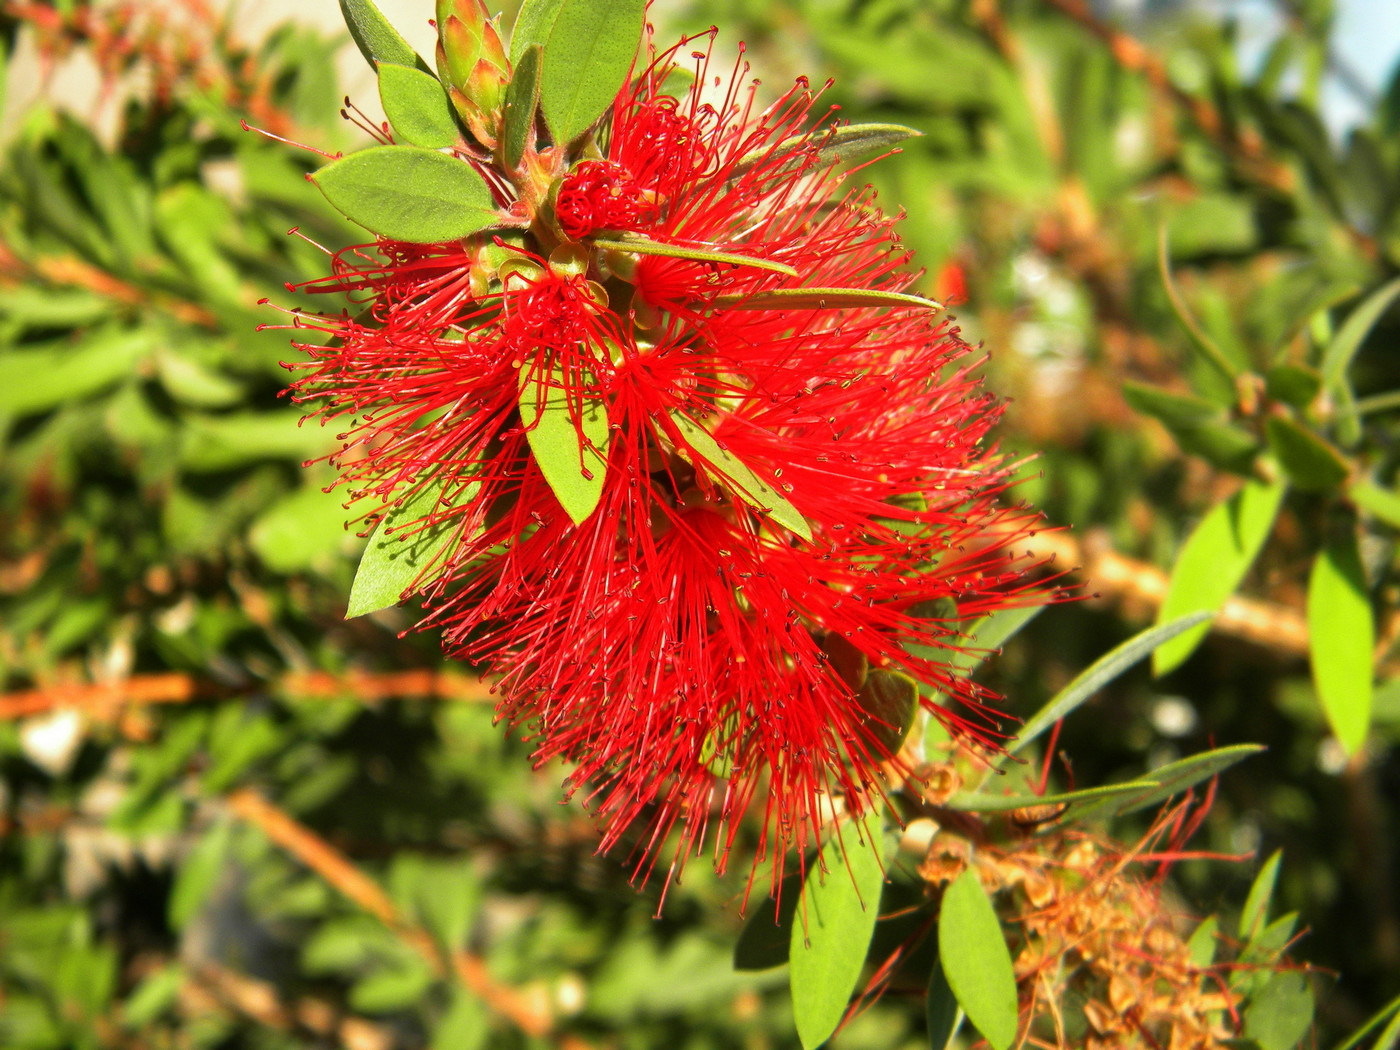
top-left (1028, 528), bottom-right (1312, 656)
top-left (0, 669), bottom-right (495, 721)
top-left (224, 788), bottom-right (586, 1046)
top-left (184, 960), bottom-right (395, 1050)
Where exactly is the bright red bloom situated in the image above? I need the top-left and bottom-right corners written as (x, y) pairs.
top-left (282, 29), bottom-right (1056, 898)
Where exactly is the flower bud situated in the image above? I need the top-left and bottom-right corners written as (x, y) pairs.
top-left (435, 0), bottom-right (510, 148)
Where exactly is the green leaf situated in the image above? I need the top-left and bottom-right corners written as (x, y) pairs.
top-left (1122, 381), bottom-right (1261, 472)
top-left (168, 819), bottom-right (233, 930)
top-left (1350, 481), bottom-right (1400, 530)
top-left (790, 814), bottom-right (885, 1049)
top-left (857, 670), bottom-right (919, 753)
top-left (431, 990), bottom-right (490, 1050)
top-left (712, 286), bottom-right (941, 311)
top-left (520, 367), bottom-right (609, 526)
top-left (1369, 996), bottom-right (1400, 1050)
top-left (1154, 480), bottom-right (1287, 676)
top-left (1244, 972), bottom-right (1314, 1050)
top-left (516, 0), bottom-right (646, 146)
top-left (349, 959), bottom-right (436, 1014)
top-left (249, 480), bottom-right (361, 573)
top-left (312, 146), bottom-right (499, 243)
top-left (1266, 417), bottom-right (1349, 492)
top-left (1076, 744), bottom-right (1266, 819)
top-left (123, 964), bottom-right (184, 1028)
top-left (732, 122), bottom-right (922, 178)
top-left (1307, 534), bottom-right (1374, 755)
top-left (670, 411), bottom-right (811, 540)
top-left (1265, 365), bottom-right (1323, 408)
top-left (1008, 612), bottom-right (1212, 760)
top-left (339, 0), bottom-right (420, 71)
top-left (734, 882), bottom-right (800, 971)
top-left (1187, 916), bottom-right (1219, 970)
top-left (378, 63), bottom-right (459, 149)
top-left (502, 44), bottom-right (543, 170)
top-left (1321, 276), bottom-right (1400, 391)
top-left (1239, 849), bottom-right (1281, 941)
top-left (0, 330), bottom-right (153, 418)
top-left (938, 868), bottom-right (1018, 1050)
top-left (348, 478), bottom-right (467, 617)
top-left (1331, 991), bottom-right (1400, 1050)
top-left (592, 234), bottom-right (798, 277)
top-left (948, 779), bottom-right (1161, 814)
top-left (926, 950), bottom-right (963, 1050)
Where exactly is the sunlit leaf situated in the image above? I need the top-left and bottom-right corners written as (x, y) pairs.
top-left (1153, 480), bottom-right (1287, 676)
top-left (312, 146), bottom-right (499, 242)
top-left (592, 233), bottom-right (798, 276)
top-left (1240, 849), bottom-right (1281, 941)
top-left (1307, 534), bottom-right (1374, 755)
top-left (1245, 972), bottom-right (1314, 1050)
top-left (790, 814), bottom-right (885, 1049)
top-left (377, 62), bottom-right (458, 149)
top-left (938, 868), bottom-right (1018, 1050)
top-left (348, 476), bottom-right (467, 618)
top-left (520, 366), bottom-right (609, 526)
top-left (502, 43), bottom-right (543, 169)
top-left (339, 0), bottom-right (420, 71)
top-left (1076, 744), bottom-right (1266, 819)
top-left (712, 286), bottom-right (940, 311)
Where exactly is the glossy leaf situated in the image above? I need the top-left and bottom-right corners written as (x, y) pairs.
top-left (592, 234), bottom-right (798, 276)
top-left (1153, 480), bottom-right (1287, 676)
top-left (713, 286), bottom-right (941, 311)
top-left (1076, 744), bottom-right (1266, 819)
top-left (520, 368), bottom-right (610, 526)
top-left (857, 670), bottom-right (918, 753)
top-left (926, 951), bottom-right (963, 1050)
top-left (348, 478), bottom-right (465, 618)
top-left (514, 0), bottom-right (646, 146)
top-left (938, 868), bottom-right (1018, 1050)
top-left (1307, 534), bottom-right (1374, 755)
top-left (670, 411), bottom-right (811, 540)
top-left (1321, 276), bottom-right (1400, 391)
top-left (377, 62), bottom-right (458, 149)
top-left (1239, 849), bottom-right (1281, 941)
top-left (339, 0), bottom-right (420, 71)
top-left (1008, 612), bottom-right (1211, 761)
top-left (1266, 417), bottom-right (1349, 491)
top-left (502, 43), bottom-right (543, 170)
top-left (790, 815), bottom-right (885, 1049)
top-left (312, 146), bottom-right (499, 243)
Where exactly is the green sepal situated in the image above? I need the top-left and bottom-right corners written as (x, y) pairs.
top-left (377, 63), bottom-right (460, 149)
top-left (311, 145), bottom-right (500, 243)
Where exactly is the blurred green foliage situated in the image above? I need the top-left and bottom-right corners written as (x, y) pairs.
top-left (1, 0), bottom-right (1398, 1047)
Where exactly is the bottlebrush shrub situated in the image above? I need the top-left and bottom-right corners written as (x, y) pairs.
top-left (267, 0), bottom-right (1060, 895)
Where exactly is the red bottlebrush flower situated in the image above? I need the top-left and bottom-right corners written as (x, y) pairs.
top-left (279, 22), bottom-right (1059, 899)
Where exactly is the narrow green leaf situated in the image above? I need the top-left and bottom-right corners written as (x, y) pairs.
top-left (1187, 916), bottom-right (1218, 970)
top-left (502, 44), bottom-right (543, 170)
top-left (1307, 534), bottom-right (1374, 755)
top-left (518, 0), bottom-right (646, 146)
top-left (1153, 480), bottom-right (1287, 676)
top-left (1122, 380), bottom-right (1262, 473)
top-left (1239, 850), bottom-right (1282, 941)
top-left (1007, 612), bottom-right (1212, 761)
top-left (790, 815), bottom-right (885, 1050)
top-left (732, 122), bottom-right (922, 179)
top-left (1266, 417), bottom-right (1349, 491)
top-left (948, 779), bottom-right (1160, 814)
top-left (1368, 996), bottom-right (1400, 1050)
top-left (377, 62), bottom-right (459, 149)
top-left (926, 951), bottom-right (964, 1050)
top-left (312, 146), bottom-right (499, 243)
top-left (1244, 972), bottom-right (1314, 1050)
top-left (1264, 364), bottom-right (1323, 408)
top-left (1321, 276), bottom-right (1400, 390)
top-left (339, 0), bottom-right (420, 71)
top-left (670, 411), bottom-right (811, 540)
top-left (1330, 991), bottom-right (1400, 1050)
top-left (1157, 224), bottom-right (1239, 382)
top-left (520, 367), bottom-right (609, 526)
top-left (592, 234), bottom-right (798, 276)
top-left (923, 606), bottom-right (1043, 756)
top-left (1348, 480), bottom-right (1400, 530)
top-left (348, 478), bottom-right (466, 618)
top-left (712, 286), bottom-right (941, 311)
top-left (1076, 744), bottom-right (1266, 819)
top-left (938, 868), bottom-right (1018, 1050)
